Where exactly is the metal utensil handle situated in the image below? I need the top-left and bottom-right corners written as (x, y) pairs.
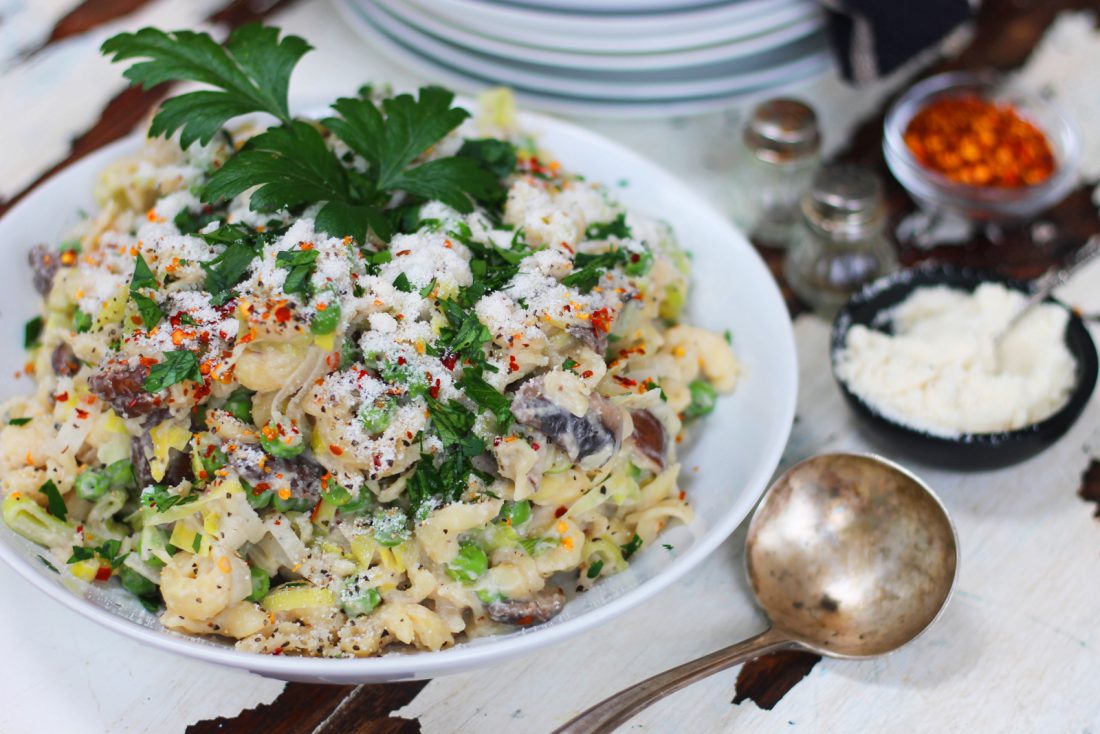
top-left (552, 627), bottom-right (792, 734)
top-left (1007, 234), bottom-right (1100, 332)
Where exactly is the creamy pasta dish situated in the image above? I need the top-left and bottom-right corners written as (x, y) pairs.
top-left (0, 25), bottom-right (737, 657)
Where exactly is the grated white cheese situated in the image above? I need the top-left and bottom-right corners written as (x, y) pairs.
top-left (835, 283), bottom-right (1077, 437)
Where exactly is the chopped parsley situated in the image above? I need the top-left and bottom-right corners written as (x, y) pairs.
top-left (561, 249), bottom-right (629, 293)
top-left (144, 350), bottom-right (202, 393)
top-left (562, 358), bottom-right (579, 374)
top-left (458, 369), bottom-right (513, 431)
top-left (72, 308), bottom-right (93, 333)
top-left (129, 254), bottom-right (163, 329)
top-left (24, 316), bottom-right (43, 350)
top-left (142, 485), bottom-right (200, 513)
top-left (585, 213), bottom-right (631, 240)
top-left (621, 533), bottom-right (643, 559)
top-left (586, 559), bottom-right (604, 579)
top-left (8, 417), bottom-right (32, 426)
top-left (202, 239), bottom-right (259, 305)
top-left (392, 272), bottom-right (414, 293)
top-left (37, 480), bottom-right (67, 521)
top-left (275, 247), bottom-right (319, 296)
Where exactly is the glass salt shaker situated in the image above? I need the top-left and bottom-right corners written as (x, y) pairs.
top-left (738, 98), bottom-right (822, 248)
top-left (784, 165), bottom-right (898, 318)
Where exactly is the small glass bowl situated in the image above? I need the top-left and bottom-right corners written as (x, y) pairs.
top-left (883, 71), bottom-right (1081, 221)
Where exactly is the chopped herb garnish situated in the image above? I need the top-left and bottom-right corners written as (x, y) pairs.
top-left (203, 242), bottom-right (258, 305)
top-left (144, 350), bottom-right (202, 392)
top-left (585, 213), bottom-right (631, 240)
top-left (662, 543), bottom-right (674, 551)
top-left (24, 316), bottom-right (43, 350)
top-left (621, 533), bottom-right (643, 559)
top-left (425, 396), bottom-right (485, 457)
top-left (275, 247), bottom-right (318, 296)
top-left (67, 546), bottom-right (95, 564)
top-left (130, 253), bottom-right (159, 292)
top-left (37, 555), bottom-right (60, 574)
top-left (562, 357), bottom-right (579, 373)
top-left (684, 379), bottom-right (718, 419)
top-left (143, 485), bottom-right (200, 513)
top-left (586, 559), bottom-right (604, 578)
top-left (8, 417), bottom-right (32, 426)
top-left (456, 138), bottom-right (517, 180)
top-left (392, 272), bottom-right (413, 293)
top-left (723, 329), bottom-right (733, 345)
top-left (38, 479), bottom-right (67, 521)
top-left (72, 308), bottom-right (93, 333)
top-left (561, 249), bottom-right (628, 293)
top-left (419, 278), bottom-right (436, 298)
top-left (129, 254), bottom-right (163, 329)
top-left (458, 369), bottom-right (513, 431)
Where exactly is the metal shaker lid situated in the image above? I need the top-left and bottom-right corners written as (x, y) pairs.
top-left (743, 98), bottom-right (822, 164)
top-left (801, 165), bottom-right (886, 240)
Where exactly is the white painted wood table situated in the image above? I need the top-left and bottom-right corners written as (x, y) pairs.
top-left (1, 1), bottom-right (1099, 733)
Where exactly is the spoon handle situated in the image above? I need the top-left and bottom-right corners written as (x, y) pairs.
top-left (1003, 234), bottom-right (1100, 335)
top-left (552, 626), bottom-right (791, 734)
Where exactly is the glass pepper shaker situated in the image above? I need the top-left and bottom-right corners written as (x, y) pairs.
top-left (784, 165), bottom-right (898, 318)
top-left (738, 98), bottom-right (822, 248)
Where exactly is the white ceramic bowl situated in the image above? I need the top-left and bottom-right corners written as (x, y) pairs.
top-left (0, 108), bottom-right (797, 683)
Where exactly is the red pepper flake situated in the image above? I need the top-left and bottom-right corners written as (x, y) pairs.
top-left (508, 354), bottom-right (520, 373)
top-left (54, 391), bottom-right (69, 403)
top-left (272, 646), bottom-right (284, 656)
top-left (329, 444), bottom-right (344, 456)
top-left (274, 305), bottom-right (292, 323)
top-left (74, 408), bottom-right (89, 420)
top-left (139, 356), bottom-right (158, 367)
top-left (581, 370), bottom-right (594, 379)
top-left (429, 380), bottom-right (441, 400)
top-left (554, 506), bottom-right (567, 518)
top-left (679, 490), bottom-right (686, 500)
top-left (531, 441), bottom-right (541, 450)
top-left (373, 454), bottom-right (382, 468)
top-left (441, 351), bottom-right (458, 370)
top-left (300, 242), bottom-right (314, 251)
top-left (397, 355), bottom-right (407, 365)
top-left (614, 376), bottom-right (638, 387)
top-left (255, 482), bottom-right (271, 492)
top-left (396, 249), bottom-right (412, 256)
top-left (310, 501), bottom-right (323, 522)
top-left (516, 615), bottom-right (535, 626)
top-left (94, 566), bottom-right (111, 582)
top-left (131, 315), bottom-right (144, 326)
top-left (591, 307), bottom-right (613, 335)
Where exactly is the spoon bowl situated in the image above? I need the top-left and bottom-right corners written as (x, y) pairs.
top-left (747, 453), bottom-right (958, 658)
top-left (555, 453), bottom-right (958, 734)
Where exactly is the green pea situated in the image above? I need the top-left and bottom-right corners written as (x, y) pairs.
top-left (259, 422), bottom-right (305, 458)
top-left (476, 589), bottom-right (504, 604)
top-left (683, 379), bottom-right (718, 419)
top-left (222, 387), bottom-right (254, 424)
top-left (341, 582), bottom-right (381, 617)
top-left (446, 542), bottom-right (488, 582)
top-left (311, 300), bottom-right (341, 335)
top-left (246, 566), bottom-right (270, 603)
top-left (74, 470), bottom-right (109, 501)
top-left (371, 508), bottom-right (409, 548)
top-left (105, 459), bottom-right (135, 490)
top-left (499, 500), bottom-right (531, 527)
top-left (623, 249), bottom-right (653, 276)
top-left (119, 566), bottom-right (157, 598)
top-left (244, 481), bottom-right (273, 510)
top-left (72, 309), bottom-right (93, 333)
top-left (272, 493), bottom-right (313, 513)
top-left (321, 483), bottom-right (352, 507)
top-left (359, 398), bottom-right (394, 435)
top-left (339, 491), bottom-right (373, 517)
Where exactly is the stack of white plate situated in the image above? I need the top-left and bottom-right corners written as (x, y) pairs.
top-left (334, 0), bottom-right (833, 118)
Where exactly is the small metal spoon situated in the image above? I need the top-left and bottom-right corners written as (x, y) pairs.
top-left (994, 234), bottom-right (1100, 350)
top-left (554, 453), bottom-right (959, 734)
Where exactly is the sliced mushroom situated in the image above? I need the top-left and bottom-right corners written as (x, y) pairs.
top-left (88, 360), bottom-right (159, 418)
top-left (226, 450), bottom-right (325, 504)
top-left (28, 245), bottom-right (60, 297)
top-left (629, 409), bottom-right (668, 472)
top-left (486, 586), bottom-right (565, 626)
top-left (568, 324), bottom-right (607, 355)
top-left (511, 378), bottom-right (628, 470)
top-left (131, 433), bottom-right (193, 490)
top-left (50, 343), bottom-right (82, 378)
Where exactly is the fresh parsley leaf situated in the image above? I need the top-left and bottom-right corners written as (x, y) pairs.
top-left (392, 272), bottom-right (413, 293)
top-left (8, 417), bottom-right (32, 426)
top-left (585, 213), bottom-right (631, 240)
top-left (561, 249), bottom-right (628, 293)
top-left (101, 24), bottom-right (311, 147)
top-left (457, 138), bottom-right (517, 179)
top-left (723, 329), bottom-right (733, 345)
top-left (131, 292), bottom-right (164, 330)
top-left (67, 546), bottom-right (95, 564)
top-left (426, 396), bottom-right (485, 457)
top-left (37, 555), bottom-right (60, 574)
top-left (275, 247), bottom-right (319, 296)
top-left (621, 533), bottom-right (643, 559)
top-left (199, 223), bottom-right (254, 245)
top-left (586, 559), bottom-right (604, 579)
top-left (419, 278), bottom-right (437, 298)
top-left (143, 484), bottom-right (200, 513)
top-left (562, 357), bottom-right (578, 373)
top-left (144, 350), bottom-right (202, 392)
top-left (38, 479), bottom-right (67, 521)
top-left (203, 242), bottom-right (257, 305)
top-left (458, 370), bottom-right (513, 431)
top-left (174, 207), bottom-right (221, 234)
top-left (130, 253), bottom-right (159, 292)
top-left (662, 543), bottom-right (674, 551)
top-left (435, 300), bottom-right (491, 363)
top-left (96, 539), bottom-right (128, 569)
top-left (24, 316), bottom-right (43, 350)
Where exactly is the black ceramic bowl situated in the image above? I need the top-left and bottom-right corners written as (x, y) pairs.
top-left (830, 264), bottom-right (1098, 470)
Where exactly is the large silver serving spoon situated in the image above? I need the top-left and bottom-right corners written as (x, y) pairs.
top-left (554, 453), bottom-right (959, 734)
